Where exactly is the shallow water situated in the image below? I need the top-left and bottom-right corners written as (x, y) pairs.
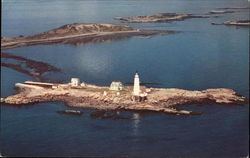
top-left (1, 0), bottom-right (249, 157)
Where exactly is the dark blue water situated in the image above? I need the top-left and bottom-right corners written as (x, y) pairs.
top-left (1, 0), bottom-right (249, 157)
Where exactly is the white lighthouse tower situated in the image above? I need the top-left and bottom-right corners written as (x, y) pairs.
top-left (133, 72), bottom-right (140, 96)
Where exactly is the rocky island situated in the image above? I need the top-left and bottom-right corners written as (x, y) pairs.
top-left (115, 13), bottom-right (208, 23)
top-left (212, 20), bottom-right (250, 26)
top-left (217, 6), bottom-right (250, 10)
top-left (1, 73), bottom-right (248, 116)
top-left (209, 10), bottom-right (235, 14)
top-left (1, 23), bottom-right (175, 49)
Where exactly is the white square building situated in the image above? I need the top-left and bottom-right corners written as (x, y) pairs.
top-left (110, 81), bottom-right (123, 91)
top-left (71, 78), bottom-right (80, 86)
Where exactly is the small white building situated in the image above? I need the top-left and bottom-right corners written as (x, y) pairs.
top-left (80, 82), bottom-right (86, 87)
top-left (71, 78), bottom-right (80, 86)
top-left (109, 81), bottom-right (123, 91)
top-left (52, 85), bottom-right (59, 89)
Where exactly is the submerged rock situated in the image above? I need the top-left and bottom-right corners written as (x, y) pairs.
top-left (90, 110), bottom-right (130, 120)
top-left (1, 52), bottom-right (61, 81)
top-left (57, 110), bottom-right (83, 115)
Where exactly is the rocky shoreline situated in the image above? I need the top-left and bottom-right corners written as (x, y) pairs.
top-left (1, 23), bottom-right (175, 50)
top-left (1, 81), bottom-right (248, 115)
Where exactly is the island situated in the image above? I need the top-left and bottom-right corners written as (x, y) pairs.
top-left (1, 73), bottom-right (248, 116)
top-left (217, 7), bottom-right (250, 10)
top-left (1, 23), bottom-right (175, 49)
top-left (209, 10), bottom-right (235, 14)
top-left (211, 20), bottom-right (250, 26)
top-left (208, 6), bottom-right (250, 14)
top-left (114, 13), bottom-right (208, 23)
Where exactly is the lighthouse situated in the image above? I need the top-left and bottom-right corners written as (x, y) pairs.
top-left (133, 72), bottom-right (140, 96)
top-left (132, 72), bottom-right (148, 102)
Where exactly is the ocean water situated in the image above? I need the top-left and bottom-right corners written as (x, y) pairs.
top-left (1, 0), bottom-right (249, 157)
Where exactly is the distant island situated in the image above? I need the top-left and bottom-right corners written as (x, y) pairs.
top-left (212, 20), bottom-right (250, 26)
top-left (115, 13), bottom-right (209, 23)
top-left (1, 73), bottom-right (248, 116)
top-left (217, 6), bottom-right (250, 10)
top-left (1, 23), bottom-right (175, 49)
top-left (209, 10), bottom-right (235, 14)
top-left (208, 6), bottom-right (250, 14)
